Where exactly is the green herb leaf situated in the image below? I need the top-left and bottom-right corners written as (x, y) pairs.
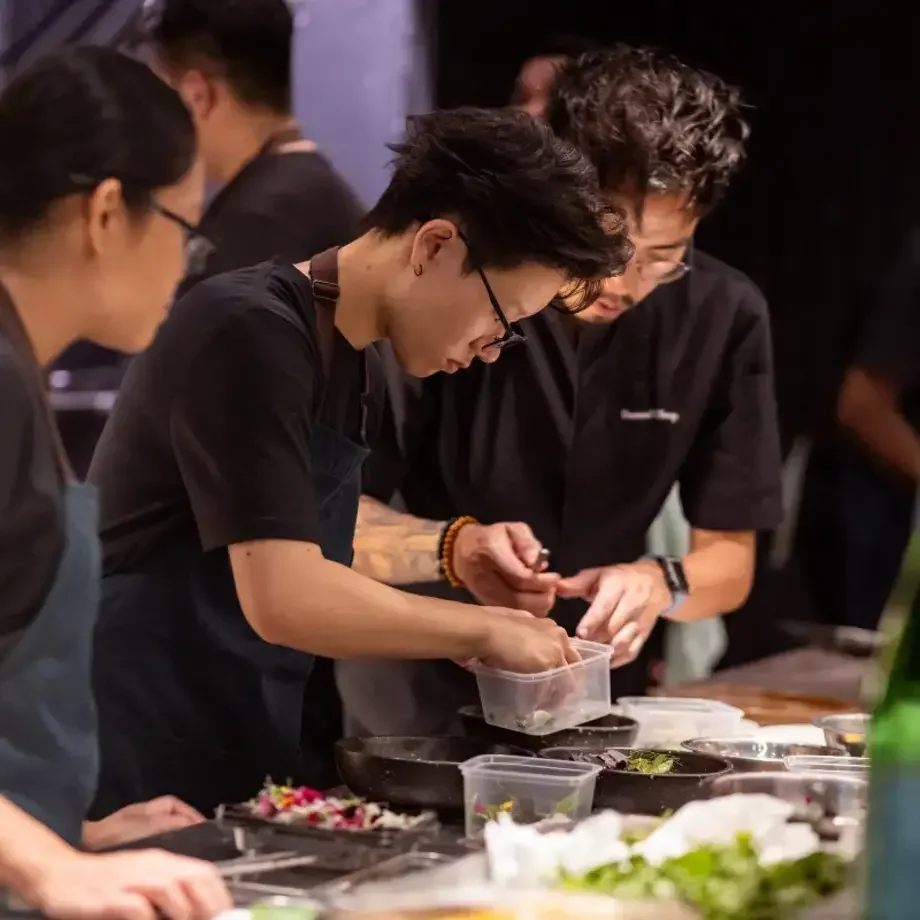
top-left (627, 751), bottom-right (677, 774)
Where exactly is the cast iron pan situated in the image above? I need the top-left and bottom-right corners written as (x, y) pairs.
top-left (458, 704), bottom-right (639, 751)
top-left (335, 736), bottom-right (533, 813)
top-left (540, 746), bottom-right (731, 816)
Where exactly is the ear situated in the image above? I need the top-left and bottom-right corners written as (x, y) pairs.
top-left (410, 219), bottom-right (461, 271)
top-left (175, 69), bottom-right (217, 122)
top-left (84, 178), bottom-right (127, 256)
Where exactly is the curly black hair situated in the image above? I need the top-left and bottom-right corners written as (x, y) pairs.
top-left (364, 107), bottom-right (632, 310)
top-left (545, 44), bottom-right (750, 215)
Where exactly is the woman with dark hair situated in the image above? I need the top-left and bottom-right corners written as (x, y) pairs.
top-left (0, 47), bottom-right (230, 919)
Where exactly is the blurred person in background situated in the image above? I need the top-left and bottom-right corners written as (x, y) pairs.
top-left (87, 106), bottom-right (631, 817)
top-left (139, 0), bottom-right (363, 297)
top-left (510, 34), bottom-right (598, 117)
top-left (836, 230), bottom-right (920, 629)
top-left (138, 0), bottom-right (365, 780)
top-left (344, 45), bottom-right (782, 736)
top-left (0, 46), bottom-right (229, 920)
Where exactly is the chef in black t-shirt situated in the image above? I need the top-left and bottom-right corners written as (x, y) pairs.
top-left (346, 46), bottom-right (784, 735)
top-left (87, 106), bottom-right (633, 817)
top-left (136, 0), bottom-right (365, 785)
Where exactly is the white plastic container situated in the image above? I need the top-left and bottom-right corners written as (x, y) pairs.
top-left (618, 696), bottom-right (745, 748)
top-left (459, 754), bottom-right (601, 839)
top-left (471, 639), bottom-right (613, 736)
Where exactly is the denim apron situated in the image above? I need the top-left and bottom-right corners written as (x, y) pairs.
top-left (0, 291), bottom-right (100, 845)
top-left (91, 250), bottom-right (369, 817)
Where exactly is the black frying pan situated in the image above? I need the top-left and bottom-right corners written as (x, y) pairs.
top-left (540, 747), bottom-right (731, 816)
top-left (335, 736), bottom-right (533, 812)
top-left (458, 704), bottom-right (639, 751)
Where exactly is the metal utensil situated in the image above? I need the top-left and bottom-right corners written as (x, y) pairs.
top-left (813, 712), bottom-right (870, 756)
top-left (682, 737), bottom-right (841, 772)
top-left (779, 620), bottom-right (883, 657)
top-left (217, 853), bottom-right (319, 879)
top-left (531, 547), bottom-right (551, 572)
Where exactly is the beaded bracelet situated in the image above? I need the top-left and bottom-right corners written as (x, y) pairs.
top-left (437, 515), bottom-right (477, 588)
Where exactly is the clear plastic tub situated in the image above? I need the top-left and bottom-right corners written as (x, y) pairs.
top-left (618, 696), bottom-right (745, 748)
top-left (783, 755), bottom-right (870, 777)
top-left (471, 639), bottom-right (613, 736)
top-left (459, 754), bottom-right (600, 839)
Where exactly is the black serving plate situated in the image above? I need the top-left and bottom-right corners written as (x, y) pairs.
top-left (540, 746), bottom-right (732, 816)
top-left (335, 735), bottom-right (533, 813)
top-left (458, 704), bottom-right (638, 751)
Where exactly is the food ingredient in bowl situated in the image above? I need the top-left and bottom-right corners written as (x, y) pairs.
top-left (567, 749), bottom-right (677, 774)
top-left (626, 752), bottom-right (676, 775)
top-left (247, 780), bottom-right (426, 831)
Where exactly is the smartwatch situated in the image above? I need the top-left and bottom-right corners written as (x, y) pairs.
top-left (648, 555), bottom-right (689, 616)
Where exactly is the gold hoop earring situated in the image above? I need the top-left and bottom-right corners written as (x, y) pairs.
top-left (413, 264), bottom-right (423, 277)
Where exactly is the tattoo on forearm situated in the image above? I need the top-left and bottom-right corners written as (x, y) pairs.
top-left (352, 496), bottom-right (444, 585)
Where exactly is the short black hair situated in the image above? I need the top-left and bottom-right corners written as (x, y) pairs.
top-left (363, 107), bottom-right (632, 310)
top-left (0, 46), bottom-right (195, 242)
top-left (546, 44), bottom-right (749, 215)
top-left (142, 0), bottom-right (292, 112)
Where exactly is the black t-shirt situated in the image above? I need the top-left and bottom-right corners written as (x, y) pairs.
top-left (856, 228), bottom-right (920, 431)
top-left (90, 261), bottom-right (379, 573)
top-left (0, 336), bottom-right (64, 646)
top-left (365, 249), bottom-right (784, 590)
top-left (175, 149), bottom-right (364, 301)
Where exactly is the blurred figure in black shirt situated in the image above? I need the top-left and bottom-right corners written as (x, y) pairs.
top-left (835, 231), bottom-right (920, 629)
top-left (140, 0), bottom-right (363, 295)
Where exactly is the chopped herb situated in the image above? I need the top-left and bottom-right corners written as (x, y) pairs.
top-left (626, 751), bottom-right (677, 774)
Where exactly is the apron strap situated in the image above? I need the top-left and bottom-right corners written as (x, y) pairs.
top-left (307, 248), bottom-right (369, 435)
top-left (0, 283), bottom-right (73, 481)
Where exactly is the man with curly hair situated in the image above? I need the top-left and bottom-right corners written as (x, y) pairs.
top-left (340, 44), bottom-right (784, 735)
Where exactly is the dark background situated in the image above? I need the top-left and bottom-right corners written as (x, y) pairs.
top-left (434, 1), bottom-right (920, 664)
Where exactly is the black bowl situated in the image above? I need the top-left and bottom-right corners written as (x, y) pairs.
top-left (335, 735), bottom-right (533, 813)
top-left (457, 704), bottom-right (639, 751)
top-left (540, 746), bottom-right (732, 816)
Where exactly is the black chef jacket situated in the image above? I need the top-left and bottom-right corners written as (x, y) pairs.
top-left (362, 250), bottom-right (783, 696)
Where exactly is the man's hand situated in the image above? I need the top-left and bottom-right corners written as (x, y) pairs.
top-left (452, 521), bottom-right (558, 616)
top-left (557, 561), bottom-right (672, 667)
top-left (82, 797), bottom-right (206, 850)
top-left (24, 848), bottom-right (231, 920)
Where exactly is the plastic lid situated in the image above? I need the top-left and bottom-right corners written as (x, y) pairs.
top-left (459, 753), bottom-right (602, 779)
top-left (470, 639), bottom-right (612, 681)
top-left (618, 696), bottom-right (744, 715)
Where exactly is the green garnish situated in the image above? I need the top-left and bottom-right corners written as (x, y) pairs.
top-left (627, 751), bottom-right (676, 774)
top-left (559, 831), bottom-right (850, 920)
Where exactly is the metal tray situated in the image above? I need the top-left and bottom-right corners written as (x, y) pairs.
top-left (216, 802), bottom-right (439, 850)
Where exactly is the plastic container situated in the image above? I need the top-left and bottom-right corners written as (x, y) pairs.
top-left (618, 696), bottom-right (745, 748)
top-left (458, 754), bottom-right (600, 839)
top-left (783, 754), bottom-right (871, 777)
top-left (471, 639), bottom-right (613, 736)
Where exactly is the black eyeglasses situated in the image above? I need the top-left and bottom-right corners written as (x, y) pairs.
top-left (457, 233), bottom-right (526, 351)
top-left (68, 173), bottom-right (214, 274)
